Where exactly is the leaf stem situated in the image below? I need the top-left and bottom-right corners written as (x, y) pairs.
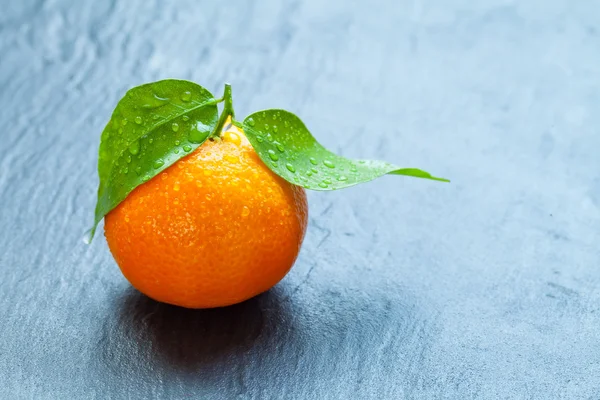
top-left (211, 83), bottom-right (235, 138)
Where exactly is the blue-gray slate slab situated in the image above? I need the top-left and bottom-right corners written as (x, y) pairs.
top-left (1, 0), bottom-right (599, 399)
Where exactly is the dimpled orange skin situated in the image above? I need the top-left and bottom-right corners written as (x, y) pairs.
top-left (104, 125), bottom-right (308, 308)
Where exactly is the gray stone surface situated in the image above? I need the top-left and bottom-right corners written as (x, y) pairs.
top-left (1, 0), bottom-right (599, 398)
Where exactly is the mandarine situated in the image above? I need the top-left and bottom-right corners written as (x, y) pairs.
top-left (104, 123), bottom-right (308, 308)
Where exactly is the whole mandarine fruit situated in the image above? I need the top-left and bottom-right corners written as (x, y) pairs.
top-left (104, 123), bottom-right (308, 308)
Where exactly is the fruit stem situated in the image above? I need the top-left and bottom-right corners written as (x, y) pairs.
top-left (211, 83), bottom-right (235, 138)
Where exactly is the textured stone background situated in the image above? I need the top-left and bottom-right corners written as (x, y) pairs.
top-left (1, 0), bottom-right (599, 399)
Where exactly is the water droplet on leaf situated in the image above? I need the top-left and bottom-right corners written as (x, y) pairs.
top-left (318, 182), bottom-right (328, 188)
top-left (153, 159), bottom-right (165, 169)
top-left (128, 141), bottom-right (140, 155)
top-left (337, 175), bottom-right (348, 181)
top-left (323, 160), bottom-right (335, 168)
top-left (134, 116), bottom-right (142, 124)
top-left (182, 115), bottom-right (189, 122)
top-left (183, 144), bottom-right (192, 152)
top-left (285, 163), bottom-right (296, 173)
top-left (172, 122), bottom-right (179, 132)
top-left (309, 158), bottom-right (318, 165)
top-left (267, 149), bottom-right (279, 161)
top-left (181, 91), bottom-right (192, 102)
top-left (247, 118), bottom-right (255, 127)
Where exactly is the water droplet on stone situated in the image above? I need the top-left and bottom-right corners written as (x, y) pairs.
top-left (323, 160), bottom-right (335, 168)
top-left (134, 116), bottom-right (142, 124)
top-left (247, 118), bottom-right (255, 127)
top-left (172, 122), bottom-right (179, 132)
top-left (181, 91), bottom-right (192, 102)
top-left (286, 163), bottom-right (296, 173)
top-left (267, 149), bottom-right (279, 161)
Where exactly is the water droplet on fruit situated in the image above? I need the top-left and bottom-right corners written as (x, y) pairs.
top-left (267, 150), bottom-right (279, 161)
top-left (172, 122), bottom-right (179, 132)
top-left (247, 118), bottom-right (255, 127)
top-left (128, 140), bottom-right (140, 155)
top-left (223, 131), bottom-right (241, 145)
top-left (183, 144), bottom-right (192, 152)
top-left (323, 160), bottom-right (335, 168)
top-left (134, 116), bottom-right (142, 124)
top-left (309, 157), bottom-right (318, 165)
top-left (225, 154), bottom-right (239, 164)
top-left (285, 163), bottom-right (296, 173)
top-left (241, 206), bottom-right (250, 217)
top-left (181, 91), bottom-right (192, 102)
top-left (173, 183), bottom-right (180, 191)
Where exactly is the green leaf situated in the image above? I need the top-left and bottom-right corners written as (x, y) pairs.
top-left (241, 110), bottom-right (449, 191)
top-left (88, 79), bottom-right (219, 240)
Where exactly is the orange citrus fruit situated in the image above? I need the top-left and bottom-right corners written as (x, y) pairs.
top-left (104, 123), bottom-right (308, 308)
